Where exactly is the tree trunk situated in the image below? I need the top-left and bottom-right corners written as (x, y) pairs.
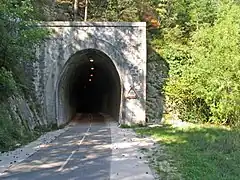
top-left (73, 0), bottom-right (79, 20)
top-left (84, 0), bottom-right (88, 21)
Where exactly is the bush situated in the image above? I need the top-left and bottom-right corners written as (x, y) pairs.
top-left (164, 3), bottom-right (240, 126)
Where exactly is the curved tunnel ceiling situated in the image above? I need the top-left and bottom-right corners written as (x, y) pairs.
top-left (58, 49), bottom-right (121, 122)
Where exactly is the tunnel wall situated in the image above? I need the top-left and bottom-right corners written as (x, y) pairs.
top-left (34, 22), bottom-right (147, 126)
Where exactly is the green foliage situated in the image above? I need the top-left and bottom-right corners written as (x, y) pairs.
top-left (186, 4), bottom-right (240, 125)
top-left (0, 0), bottom-right (50, 97)
top-left (55, 0), bottom-right (153, 21)
top-left (154, 0), bottom-right (240, 126)
top-left (0, 0), bottom-right (50, 151)
top-left (0, 68), bottom-right (17, 100)
top-left (89, 0), bottom-right (140, 21)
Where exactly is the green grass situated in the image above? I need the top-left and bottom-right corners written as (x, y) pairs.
top-left (136, 122), bottom-right (240, 180)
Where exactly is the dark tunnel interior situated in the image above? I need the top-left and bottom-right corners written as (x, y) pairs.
top-left (59, 49), bottom-right (121, 122)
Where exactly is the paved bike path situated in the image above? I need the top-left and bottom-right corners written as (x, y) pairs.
top-left (0, 122), bottom-right (112, 180)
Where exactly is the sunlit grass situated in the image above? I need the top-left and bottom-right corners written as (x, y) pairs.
top-left (136, 122), bottom-right (240, 180)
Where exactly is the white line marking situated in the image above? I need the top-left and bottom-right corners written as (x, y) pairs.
top-left (57, 116), bottom-right (92, 172)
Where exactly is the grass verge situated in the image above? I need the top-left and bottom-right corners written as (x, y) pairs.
top-left (136, 122), bottom-right (240, 180)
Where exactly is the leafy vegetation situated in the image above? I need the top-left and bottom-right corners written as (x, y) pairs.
top-left (145, 0), bottom-right (240, 126)
top-left (0, 0), bottom-right (49, 99)
top-left (0, 0), bottom-right (50, 151)
top-left (136, 122), bottom-right (240, 180)
top-left (54, 0), bottom-right (154, 21)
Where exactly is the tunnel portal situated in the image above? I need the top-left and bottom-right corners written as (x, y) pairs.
top-left (38, 22), bottom-right (146, 126)
top-left (58, 49), bottom-right (121, 123)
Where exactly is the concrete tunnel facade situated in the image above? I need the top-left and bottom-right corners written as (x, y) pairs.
top-left (35, 22), bottom-right (147, 126)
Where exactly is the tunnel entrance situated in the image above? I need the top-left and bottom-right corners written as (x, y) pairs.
top-left (57, 49), bottom-right (121, 124)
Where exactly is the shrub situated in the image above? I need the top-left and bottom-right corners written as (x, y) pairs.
top-left (164, 3), bottom-right (240, 126)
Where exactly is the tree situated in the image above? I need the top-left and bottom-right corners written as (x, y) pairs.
top-left (0, 0), bottom-right (49, 99)
top-left (84, 0), bottom-right (88, 21)
top-left (163, 0), bottom-right (240, 126)
top-left (73, 0), bottom-right (79, 20)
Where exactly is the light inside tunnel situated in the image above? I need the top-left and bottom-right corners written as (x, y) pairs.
top-left (57, 49), bottom-right (121, 122)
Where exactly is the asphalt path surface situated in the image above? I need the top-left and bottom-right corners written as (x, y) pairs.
top-left (0, 114), bottom-right (112, 180)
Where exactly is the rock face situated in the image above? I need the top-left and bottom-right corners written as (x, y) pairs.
top-left (9, 96), bottom-right (43, 129)
top-left (146, 55), bottom-right (169, 123)
top-left (34, 22), bottom-right (147, 126)
top-left (0, 94), bottom-right (45, 152)
top-left (1, 92), bottom-right (45, 128)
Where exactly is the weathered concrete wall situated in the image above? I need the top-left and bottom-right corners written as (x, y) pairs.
top-left (35, 22), bottom-right (147, 125)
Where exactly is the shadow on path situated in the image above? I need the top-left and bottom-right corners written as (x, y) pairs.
top-left (0, 114), bottom-right (112, 180)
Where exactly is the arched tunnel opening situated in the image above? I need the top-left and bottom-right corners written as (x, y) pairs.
top-left (57, 49), bottom-right (121, 124)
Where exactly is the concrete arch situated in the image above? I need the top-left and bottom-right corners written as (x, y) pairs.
top-left (56, 49), bottom-right (123, 126)
top-left (37, 22), bottom-right (146, 126)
